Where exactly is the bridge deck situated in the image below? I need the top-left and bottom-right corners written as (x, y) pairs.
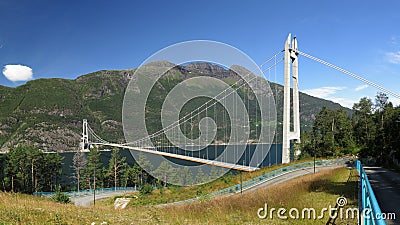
top-left (90, 143), bottom-right (258, 172)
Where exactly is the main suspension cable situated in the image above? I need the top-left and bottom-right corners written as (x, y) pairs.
top-left (125, 51), bottom-right (284, 146)
top-left (298, 50), bottom-right (400, 100)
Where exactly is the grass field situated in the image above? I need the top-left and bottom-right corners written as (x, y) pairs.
top-left (158, 167), bottom-right (358, 224)
top-left (0, 166), bottom-right (358, 224)
top-left (101, 158), bottom-right (329, 207)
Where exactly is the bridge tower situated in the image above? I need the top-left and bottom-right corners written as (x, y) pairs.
top-left (81, 119), bottom-right (89, 151)
top-left (282, 34), bottom-right (300, 163)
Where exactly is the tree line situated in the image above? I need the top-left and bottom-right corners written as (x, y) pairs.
top-left (298, 92), bottom-right (400, 164)
top-left (0, 144), bottom-right (220, 194)
top-left (71, 147), bottom-right (146, 193)
top-left (3, 92), bottom-right (397, 193)
top-left (72, 147), bottom-right (221, 193)
top-left (0, 146), bottom-right (136, 193)
top-left (0, 146), bottom-right (63, 193)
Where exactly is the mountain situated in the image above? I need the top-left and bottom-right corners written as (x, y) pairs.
top-left (0, 62), bottom-right (347, 152)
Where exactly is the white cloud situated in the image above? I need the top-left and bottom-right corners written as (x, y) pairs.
top-left (355, 84), bottom-right (368, 91)
top-left (328, 97), bottom-right (356, 108)
top-left (386, 51), bottom-right (400, 64)
top-left (389, 36), bottom-right (400, 47)
top-left (303, 86), bottom-right (358, 108)
top-left (391, 98), bottom-right (400, 106)
top-left (303, 86), bottom-right (346, 98)
top-left (2, 64), bottom-right (33, 82)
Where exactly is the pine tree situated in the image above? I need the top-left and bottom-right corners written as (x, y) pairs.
top-left (135, 153), bottom-right (153, 185)
top-left (83, 147), bottom-right (102, 190)
top-left (26, 146), bottom-right (42, 193)
top-left (177, 167), bottom-right (194, 186)
top-left (5, 146), bottom-right (24, 192)
top-left (209, 165), bottom-right (221, 182)
top-left (195, 168), bottom-right (206, 184)
top-left (301, 107), bottom-right (354, 157)
top-left (353, 97), bottom-right (376, 157)
top-left (0, 154), bottom-right (6, 191)
top-left (40, 152), bottom-right (63, 192)
top-left (108, 148), bottom-right (127, 190)
top-left (72, 151), bottom-right (87, 192)
top-left (374, 93), bottom-right (389, 159)
top-left (123, 164), bottom-right (140, 188)
top-left (153, 161), bottom-right (175, 186)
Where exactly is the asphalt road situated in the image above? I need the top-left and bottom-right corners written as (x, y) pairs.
top-left (242, 165), bottom-right (343, 193)
top-left (71, 190), bottom-right (131, 207)
top-left (364, 167), bottom-right (400, 225)
top-left (73, 165), bottom-right (344, 207)
top-left (156, 165), bottom-right (345, 207)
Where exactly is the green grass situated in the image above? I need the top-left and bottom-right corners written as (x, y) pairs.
top-left (159, 167), bottom-right (359, 224)
top-left (0, 166), bottom-right (358, 224)
top-left (100, 158), bottom-right (321, 207)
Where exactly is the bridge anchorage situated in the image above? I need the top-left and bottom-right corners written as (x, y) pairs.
top-left (80, 34), bottom-right (304, 172)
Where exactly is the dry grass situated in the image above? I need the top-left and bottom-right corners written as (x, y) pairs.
top-left (159, 167), bottom-right (358, 224)
top-left (0, 166), bottom-right (357, 224)
top-left (101, 158), bottom-right (326, 207)
top-left (0, 192), bottom-right (148, 224)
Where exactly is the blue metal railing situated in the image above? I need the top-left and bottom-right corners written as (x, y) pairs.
top-left (356, 160), bottom-right (386, 225)
top-left (33, 186), bottom-right (137, 198)
top-left (35, 159), bottom-right (351, 207)
top-left (161, 158), bottom-right (350, 206)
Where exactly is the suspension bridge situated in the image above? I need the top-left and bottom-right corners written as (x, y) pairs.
top-left (80, 34), bottom-right (400, 173)
top-left (73, 34), bottom-right (400, 224)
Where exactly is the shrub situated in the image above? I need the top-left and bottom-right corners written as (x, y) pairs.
top-left (139, 183), bottom-right (153, 195)
top-left (51, 187), bottom-right (71, 204)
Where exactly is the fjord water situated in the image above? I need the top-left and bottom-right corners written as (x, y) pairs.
top-left (58, 144), bottom-right (282, 186)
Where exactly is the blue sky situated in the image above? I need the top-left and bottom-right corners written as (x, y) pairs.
top-left (1, 0), bottom-right (400, 107)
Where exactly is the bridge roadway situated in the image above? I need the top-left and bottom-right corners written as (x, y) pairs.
top-left (90, 142), bottom-right (259, 172)
top-left (364, 167), bottom-right (400, 225)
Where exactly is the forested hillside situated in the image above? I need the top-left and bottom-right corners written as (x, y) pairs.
top-left (0, 62), bottom-right (345, 152)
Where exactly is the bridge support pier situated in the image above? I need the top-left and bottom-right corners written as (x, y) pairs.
top-left (282, 34), bottom-right (300, 164)
top-left (81, 119), bottom-right (89, 151)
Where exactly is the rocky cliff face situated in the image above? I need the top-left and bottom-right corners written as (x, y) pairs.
top-left (0, 70), bottom-right (133, 152)
top-left (0, 62), bottom-right (346, 152)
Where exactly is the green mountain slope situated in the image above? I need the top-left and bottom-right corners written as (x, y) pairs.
top-left (0, 62), bottom-right (347, 152)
